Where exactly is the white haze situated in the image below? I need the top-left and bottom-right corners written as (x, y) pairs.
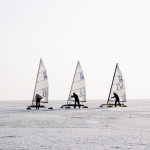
top-left (0, 0), bottom-right (150, 100)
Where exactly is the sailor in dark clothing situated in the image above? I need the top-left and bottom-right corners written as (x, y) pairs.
top-left (36, 94), bottom-right (42, 109)
top-left (111, 92), bottom-right (121, 107)
top-left (71, 93), bottom-right (80, 108)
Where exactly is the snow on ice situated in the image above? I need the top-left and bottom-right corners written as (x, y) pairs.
top-left (0, 100), bottom-right (150, 150)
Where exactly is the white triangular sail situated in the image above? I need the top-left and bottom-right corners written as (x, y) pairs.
top-left (108, 63), bottom-right (126, 103)
top-left (68, 61), bottom-right (86, 104)
top-left (32, 59), bottom-right (49, 104)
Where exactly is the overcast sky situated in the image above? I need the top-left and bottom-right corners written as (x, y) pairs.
top-left (0, 0), bottom-right (150, 100)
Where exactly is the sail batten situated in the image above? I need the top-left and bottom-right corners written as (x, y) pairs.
top-left (108, 64), bottom-right (126, 104)
top-left (32, 59), bottom-right (49, 104)
top-left (67, 61), bottom-right (86, 104)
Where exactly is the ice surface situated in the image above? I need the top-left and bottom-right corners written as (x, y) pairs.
top-left (0, 100), bottom-right (150, 150)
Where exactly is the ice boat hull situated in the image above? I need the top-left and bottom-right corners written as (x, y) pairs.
top-left (100, 103), bottom-right (127, 107)
top-left (60, 104), bottom-right (88, 108)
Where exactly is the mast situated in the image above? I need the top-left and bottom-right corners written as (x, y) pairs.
top-left (32, 58), bottom-right (42, 104)
top-left (107, 63), bottom-right (118, 104)
top-left (67, 60), bottom-right (79, 104)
